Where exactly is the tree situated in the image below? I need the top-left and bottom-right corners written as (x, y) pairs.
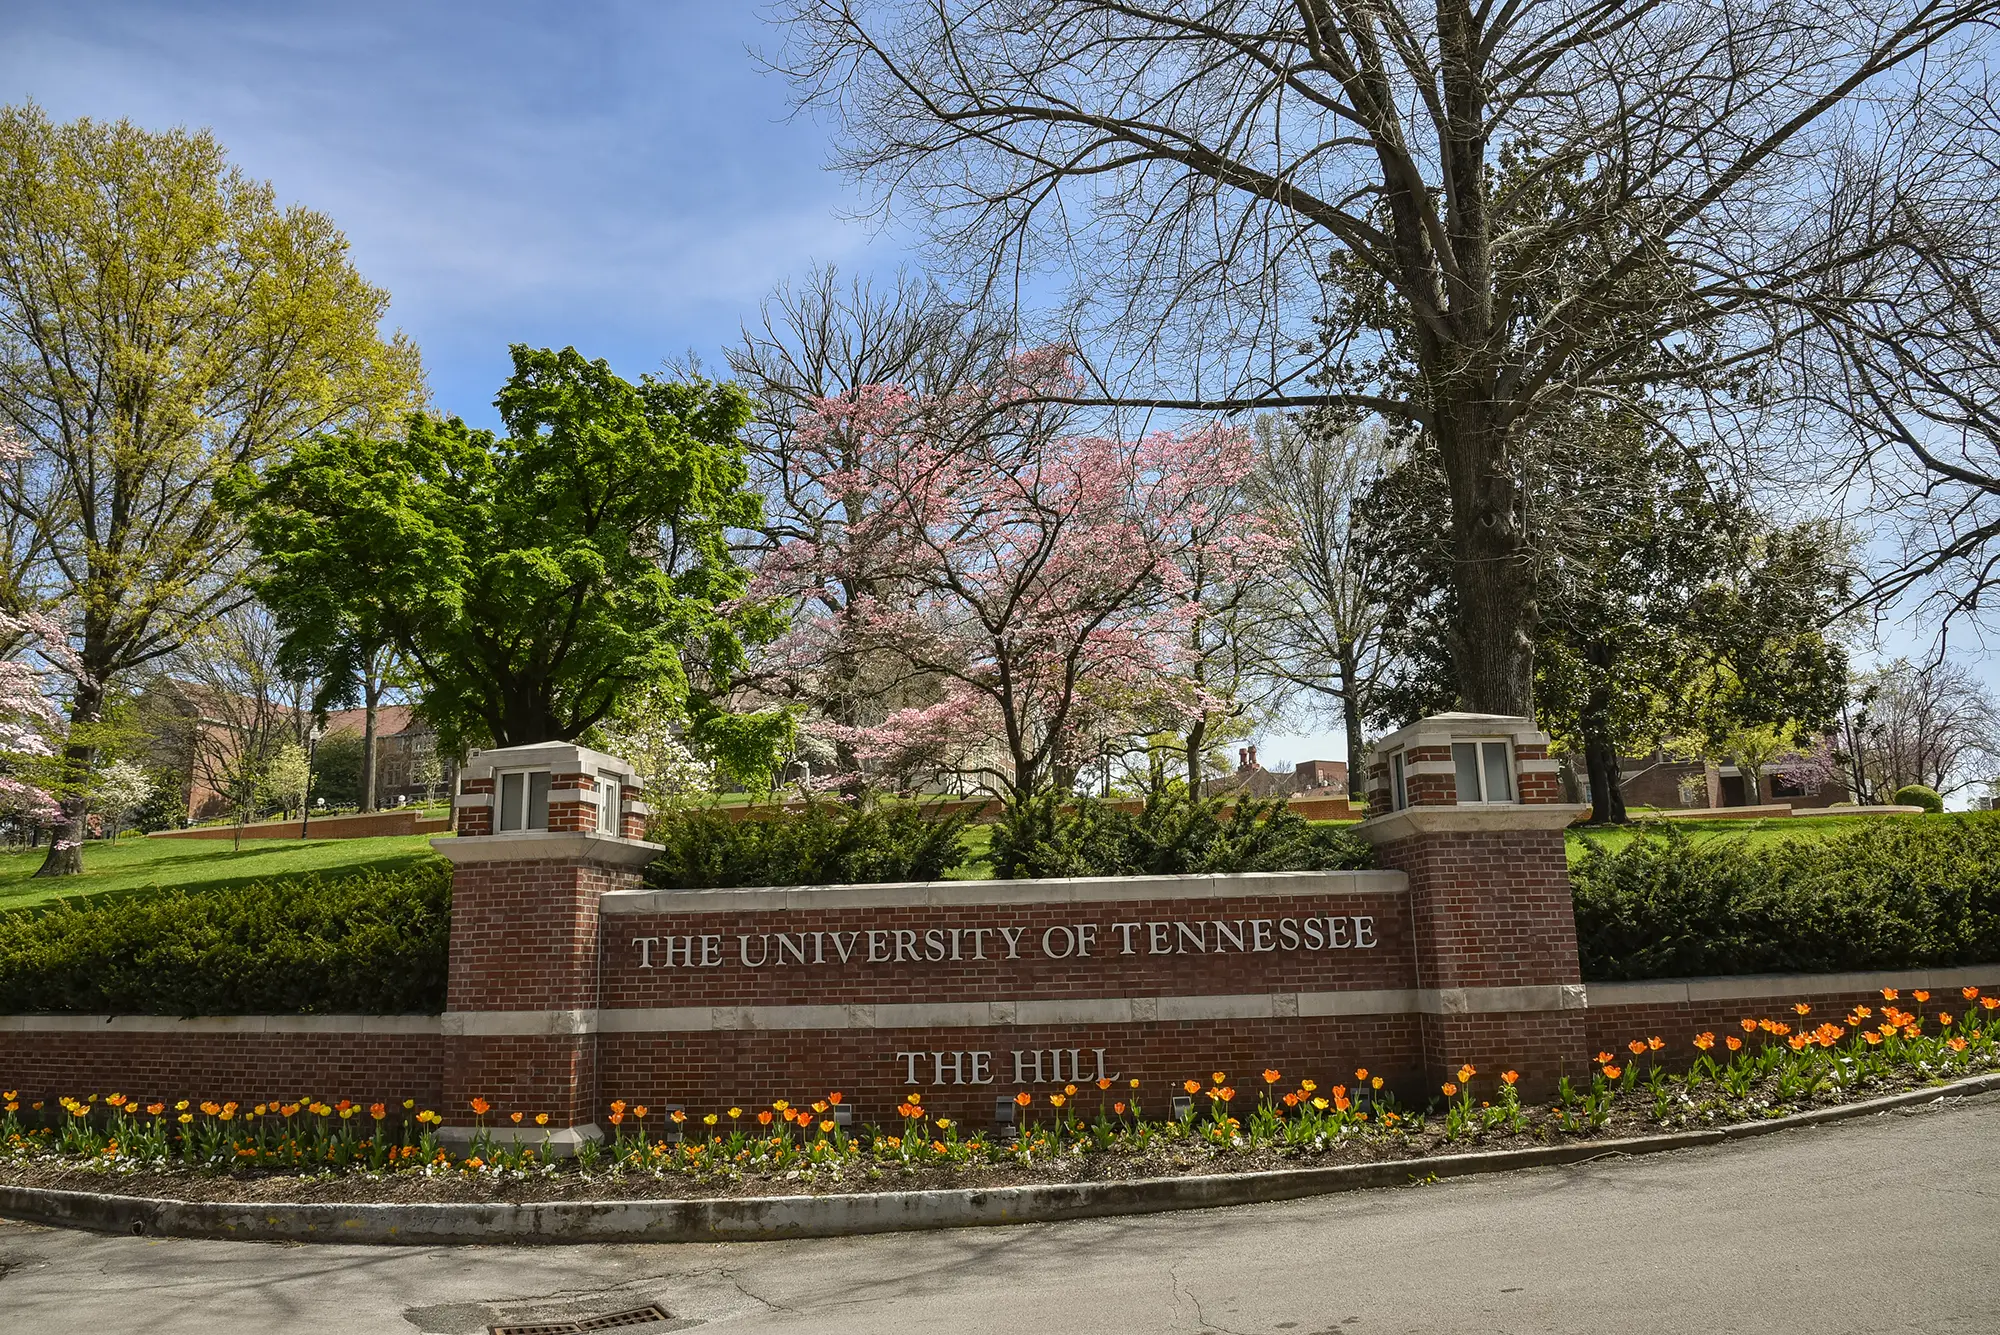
top-left (0, 605), bottom-right (80, 834)
top-left (762, 350), bottom-right (1273, 803)
top-left (1845, 658), bottom-right (2000, 799)
top-left (165, 606), bottom-right (309, 847)
top-left (1248, 416), bottom-right (1395, 799)
top-left (265, 741), bottom-right (309, 821)
top-left (92, 760), bottom-right (155, 841)
top-left (773, 1), bottom-right (1994, 718)
top-left (227, 346), bottom-right (790, 775)
top-left (0, 104), bottom-right (423, 875)
top-left (587, 687), bottom-right (716, 808)
top-left (308, 728), bottom-right (366, 809)
top-left (1362, 418), bottom-right (1850, 820)
top-left (727, 267), bottom-right (1017, 774)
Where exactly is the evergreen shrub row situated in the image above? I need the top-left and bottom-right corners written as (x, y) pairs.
top-left (644, 801), bottom-right (972, 889)
top-left (990, 789), bottom-right (1374, 880)
top-left (0, 861), bottom-right (450, 1014)
top-left (1572, 817), bottom-right (2000, 980)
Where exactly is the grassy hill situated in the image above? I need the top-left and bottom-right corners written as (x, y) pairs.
top-left (0, 833), bottom-right (445, 913)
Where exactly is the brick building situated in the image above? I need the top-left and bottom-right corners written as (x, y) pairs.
top-left (1202, 745), bottom-right (1349, 800)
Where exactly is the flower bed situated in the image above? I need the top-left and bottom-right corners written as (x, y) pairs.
top-left (4, 984), bottom-right (1994, 1205)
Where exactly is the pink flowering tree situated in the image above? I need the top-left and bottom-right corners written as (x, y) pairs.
top-left (759, 350), bottom-right (1278, 804)
top-left (0, 428), bottom-right (87, 840)
top-left (0, 606), bottom-right (82, 838)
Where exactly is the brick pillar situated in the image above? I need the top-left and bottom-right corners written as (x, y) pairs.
top-left (435, 741), bottom-right (657, 1149)
top-left (1355, 713), bottom-right (1591, 1098)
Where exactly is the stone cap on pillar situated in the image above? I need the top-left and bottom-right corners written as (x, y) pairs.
top-left (441, 740), bottom-right (661, 859)
top-left (1358, 713), bottom-right (1586, 842)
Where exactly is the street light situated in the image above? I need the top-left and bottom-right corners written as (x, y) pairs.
top-left (300, 719), bottom-right (326, 839)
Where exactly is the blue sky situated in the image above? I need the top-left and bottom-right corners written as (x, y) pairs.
top-left (0, 1), bottom-right (904, 429)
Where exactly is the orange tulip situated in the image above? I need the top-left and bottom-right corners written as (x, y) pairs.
top-left (1500, 1070), bottom-right (1519, 1086)
top-left (1263, 1069), bottom-right (1281, 1084)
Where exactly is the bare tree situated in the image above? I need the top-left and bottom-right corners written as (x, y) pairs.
top-left (1248, 415), bottom-right (1394, 799)
top-left (1848, 657), bottom-right (2000, 797)
top-left (774, 0), bottom-right (1998, 718)
top-left (164, 606), bottom-right (313, 847)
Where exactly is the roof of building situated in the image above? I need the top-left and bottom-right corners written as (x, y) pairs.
top-left (322, 703), bottom-right (425, 738)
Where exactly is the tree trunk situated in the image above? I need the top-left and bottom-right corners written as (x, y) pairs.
top-left (1183, 715), bottom-right (1207, 794)
top-left (1338, 643), bottom-right (1366, 802)
top-left (33, 680), bottom-right (106, 877)
top-left (1437, 402), bottom-right (1537, 718)
top-left (362, 667), bottom-right (381, 812)
top-left (1582, 733), bottom-right (1628, 825)
top-left (1579, 646), bottom-right (1628, 824)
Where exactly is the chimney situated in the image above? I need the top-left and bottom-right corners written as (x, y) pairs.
top-left (1237, 747), bottom-right (1247, 770)
top-left (1248, 745), bottom-right (1259, 769)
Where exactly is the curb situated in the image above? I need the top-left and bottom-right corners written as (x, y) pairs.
top-left (2, 1073), bottom-right (1994, 1246)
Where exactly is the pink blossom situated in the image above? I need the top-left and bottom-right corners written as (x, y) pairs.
top-left (758, 349), bottom-right (1280, 798)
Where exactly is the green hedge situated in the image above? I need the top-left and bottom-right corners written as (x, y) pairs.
top-left (0, 861), bottom-right (450, 1014)
top-left (645, 801), bottom-right (971, 889)
top-left (991, 790), bottom-right (1373, 879)
top-left (1572, 818), bottom-right (2000, 981)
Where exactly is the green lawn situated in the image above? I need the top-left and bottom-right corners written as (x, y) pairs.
top-left (1564, 811), bottom-right (1936, 862)
top-left (0, 833), bottom-right (447, 913)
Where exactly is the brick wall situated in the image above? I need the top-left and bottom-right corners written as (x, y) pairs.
top-left (1587, 974), bottom-right (2000, 1062)
top-left (0, 1028), bottom-right (445, 1108)
top-left (1368, 831), bottom-right (1581, 992)
top-left (598, 1016), bottom-right (1426, 1129)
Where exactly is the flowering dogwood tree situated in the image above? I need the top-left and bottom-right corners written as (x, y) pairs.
top-left (760, 350), bottom-right (1278, 802)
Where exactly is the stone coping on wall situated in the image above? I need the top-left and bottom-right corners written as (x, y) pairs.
top-left (430, 830), bottom-right (662, 867)
top-left (1587, 964), bottom-right (2000, 1006)
top-left (0, 1014), bottom-right (442, 1035)
top-left (601, 867), bottom-right (1408, 914)
top-left (1354, 803), bottom-right (1590, 843)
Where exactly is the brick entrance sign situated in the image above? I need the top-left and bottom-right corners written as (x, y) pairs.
top-left (431, 714), bottom-right (1593, 1137)
top-left (0, 714), bottom-right (1609, 1137)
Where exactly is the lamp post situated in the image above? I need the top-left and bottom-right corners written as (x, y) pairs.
top-left (300, 719), bottom-right (326, 839)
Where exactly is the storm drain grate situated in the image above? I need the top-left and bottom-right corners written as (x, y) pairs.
top-left (491, 1304), bottom-right (671, 1335)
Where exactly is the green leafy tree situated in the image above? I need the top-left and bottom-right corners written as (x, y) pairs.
top-left (227, 346), bottom-right (791, 776)
top-left (0, 103), bottom-right (423, 875)
top-left (1364, 419), bottom-right (1849, 821)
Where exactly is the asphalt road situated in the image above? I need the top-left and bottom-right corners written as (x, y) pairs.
top-left (0, 1091), bottom-right (1993, 1335)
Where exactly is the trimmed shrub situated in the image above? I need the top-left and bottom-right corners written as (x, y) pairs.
top-left (1571, 818), bottom-right (2000, 980)
top-left (0, 860), bottom-right (450, 1014)
top-left (1891, 784), bottom-right (1944, 813)
top-left (991, 789), bottom-right (1373, 880)
top-left (645, 801), bottom-right (971, 889)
